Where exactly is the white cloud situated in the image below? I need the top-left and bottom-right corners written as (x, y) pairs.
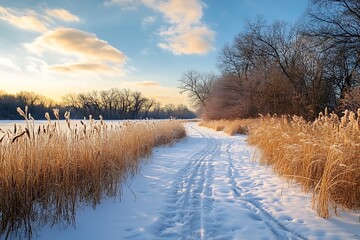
top-left (142, 15), bottom-right (156, 26)
top-left (0, 57), bottom-right (21, 71)
top-left (25, 57), bottom-right (49, 73)
top-left (0, 6), bottom-right (79, 32)
top-left (25, 28), bottom-right (128, 74)
top-left (45, 8), bottom-right (80, 22)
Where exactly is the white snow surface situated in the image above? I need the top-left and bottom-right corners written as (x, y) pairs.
top-left (22, 123), bottom-right (360, 239)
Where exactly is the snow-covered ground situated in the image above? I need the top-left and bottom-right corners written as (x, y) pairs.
top-left (5, 122), bottom-right (360, 239)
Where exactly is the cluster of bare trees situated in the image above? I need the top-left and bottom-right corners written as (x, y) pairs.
top-left (62, 89), bottom-right (156, 119)
top-left (180, 0), bottom-right (360, 119)
top-left (62, 88), bottom-right (195, 119)
top-left (0, 89), bottom-right (195, 120)
top-left (0, 91), bottom-right (56, 119)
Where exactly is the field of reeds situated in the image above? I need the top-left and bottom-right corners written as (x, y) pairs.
top-left (200, 110), bottom-right (360, 219)
top-left (0, 107), bottom-right (186, 239)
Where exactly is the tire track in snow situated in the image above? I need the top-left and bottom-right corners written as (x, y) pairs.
top-left (154, 126), bottom-right (220, 239)
top-left (225, 140), bottom-right (306, 240)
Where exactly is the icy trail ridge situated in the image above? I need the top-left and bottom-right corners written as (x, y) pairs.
top-left (37, 123), bottom-right (359, 240)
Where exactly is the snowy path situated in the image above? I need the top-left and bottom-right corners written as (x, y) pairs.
top-left (37, 123), bottom-right (359, 240)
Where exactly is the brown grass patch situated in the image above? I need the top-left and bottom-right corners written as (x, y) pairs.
top-left (198, 119), bottom-right (255, 135)
top-left (0, 107), bottom-right (186, 239)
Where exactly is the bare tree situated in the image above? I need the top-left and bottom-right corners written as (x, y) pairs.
top-left (338, 87), bottom-right (360, 111)
top-left (16, 91), bottom-right (40, 107)
top-left (204, 75), bottom-right (251, 120)
top-left (62, 93), bottom-right (81, 110)
top-left (179, 70), bottom-right (217, 108)
top-left (99, 89), bottom-right (120, 119)
top-left (218, 43), bottom-right (245, 81)
top-left (130, 91), bottom-right (147, 119)
top-left (216, 17), bottom-right (341, 118)
top-left (117, 89), bottom-right (133, 118)
top-left (152, 101), bottom-right (162, 118)
top-left (305, 0), bottom-right (360, 46)
top-left (164, 104), bottom-right (176, 118)
top-left (304, 0), bottom-right (360, 98)
top-left (143, 98), bottom-right (157, 118)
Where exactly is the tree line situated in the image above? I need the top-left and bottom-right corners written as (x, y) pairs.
top-left (0, 89), bottom-right (195, 120)
top-left (180, 0), bottom-right (360, 119)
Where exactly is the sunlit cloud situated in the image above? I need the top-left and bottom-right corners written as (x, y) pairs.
top-left (0, 6), bottom-right (48, 32)
top-left (25, 28), bottom-right (127, 64)
top-left (133, 81), bottom-right (161, 87)
top-left (158, 25), bottom-right (215, 55)
top-left (45, 8), bottom-right (80, 22)
top-left (50, 62), bottom-right (116, 73)
top-left (0, 6), bottom-right (79, 33)
top-left (0, 57), bottom-right (21, 71)
top-left (24, 28), bottom-right (128, 74)
top-left (145, 0), bottom-right (202, 26)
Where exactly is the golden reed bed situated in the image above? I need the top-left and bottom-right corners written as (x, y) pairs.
top-left (200, 109), bottom-right (360, 219)
top-left (0, 107), bottom-right (186, 239)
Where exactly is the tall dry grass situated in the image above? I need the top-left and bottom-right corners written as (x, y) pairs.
top-left (248, 110), bottom-right (360, 218)
top-left (198, 119), bottom-right (254, 135)
top-left (0, 107), bottom-right (186, 239)
top-left (200, 110), bottom-right (360, 218)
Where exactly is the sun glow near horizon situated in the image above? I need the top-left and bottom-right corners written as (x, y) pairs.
top-left (0, 72), bottom-right (189, 106)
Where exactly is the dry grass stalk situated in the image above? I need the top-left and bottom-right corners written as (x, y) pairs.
top-left (0, 108), bottom-right (186, 239)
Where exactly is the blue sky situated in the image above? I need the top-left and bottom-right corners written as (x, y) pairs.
top-left (0, 0), bottom-right (308, 106)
